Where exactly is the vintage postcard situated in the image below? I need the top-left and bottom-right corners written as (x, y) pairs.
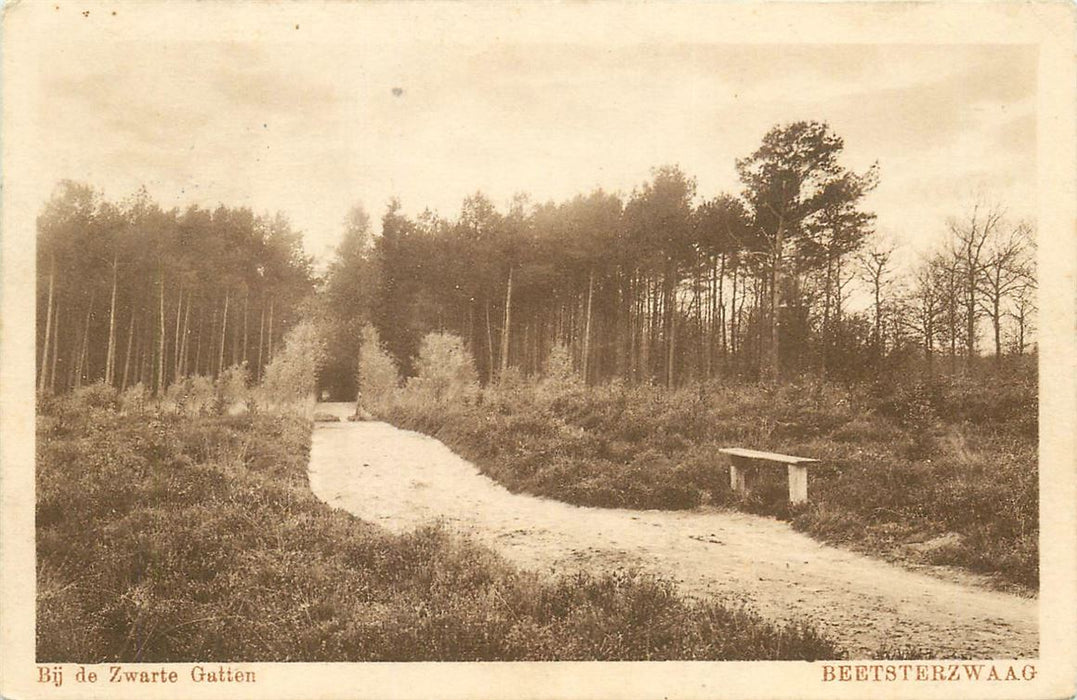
top-left (2, 1), bottom-right (1074, 698)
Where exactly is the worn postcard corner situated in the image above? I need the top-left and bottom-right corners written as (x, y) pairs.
top-left (2, 2), bottom-right (1075, 699)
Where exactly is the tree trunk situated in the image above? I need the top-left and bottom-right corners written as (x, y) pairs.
top-left (705, 257), bottom-right (715, 378)
top-left (218, 290), bottom-right (230, 376)
top-left (730, 265), bottom-right (739, 359)
top-left (139, 318), bottom-right (150, 386)
top-left (76, 290), bottom-right (96, 389)
top-left (667, 294), bottom-right (676, 388)
top-left (835, 255), bottom-right (845, 322)
top-left (134, 321), bottom-right (144, 387)
top-left (466, 302), bottom-right (475, 355)
top-left (822, 252), bottom-right (833, 372)
top-left (104, 255), bottom-right (119, 386)
top-left (582, 268), bottom-right (594, 383)
top-left (257, 300), bottom-right (266, 380)
top-left (764, 222), bottom-right (784, 384)
top-left (195, 308), bottom-right (206, 376)
top-left (39, 253), bottom-right (56, 393)
top-left (694, 256), bottom-right (703, 382)
top-left (231, 295), bottom-right (240, 367)
top-left (948, 269), bottom-right (958, 374)
top-left (242, 292), bottom-right (249, 367)
top-left (993, 294), bottom-right (1002, 362)
top-left (499, 268), bottom-right (513, 380)
top-left (208, 309), bottom-right (219, 376)
top-left (157, 268), bottom-right (166, 395)
top-left (132, 330), bottom-right (143, 390)
top-left (926, 330), bottom-right (934, 370)
top-left (267, 298), bottom-right (275, 363)
top-left (966, 287), bottom-right (975, 366)
top-left (121, 313), bottom-right (136, 391)
top-left (172, 288), bottom-right (184, 381)
top-left (757, 277), bottom-right (765, 373)
top-left (69, 322), bottom-right (81, 391)
top-left (1016, 305), bottom-right (1025, 355)
top-left (49, 301), bottom-right (61, 394)
top-left (485, 298), bottom-right (495, 382)
top-left (874, 280), bottom-right (882, 352)
top-left (717, 253), bottom-right (726, 366)
top-left (179, 295), bottom-right (192, 377)
top-left (823, 252), bottom-right (833, 330)
top-left (640, 280), bottom-right (651, 381)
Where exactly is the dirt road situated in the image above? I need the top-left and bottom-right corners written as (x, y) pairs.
top-left (308, 404), bottom-right (1037, 658)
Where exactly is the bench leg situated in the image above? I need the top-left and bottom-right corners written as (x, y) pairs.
top-left (787, 464), bottom-right (808, 504)
top-left (730, 460), bottom-right (747, 494)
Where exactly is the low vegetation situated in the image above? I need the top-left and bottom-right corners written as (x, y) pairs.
top-left (37, 390), bottom-right (841, 662)
top-left (381, 342), bottom-right (1037, 590)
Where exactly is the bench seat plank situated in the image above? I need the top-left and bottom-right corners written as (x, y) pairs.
top-left (718, 447), bottom-right (818, 464)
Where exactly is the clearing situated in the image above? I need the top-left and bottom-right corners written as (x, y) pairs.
top-left (308, 403), bottom-right (1036, 659)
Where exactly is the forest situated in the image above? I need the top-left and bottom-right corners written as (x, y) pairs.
top-left (34, 183), bottom-right (315, 397)
top-left (322, 121), bottom-right (1036, 397)
top-left (36, 121), bottom-right (1036, 399)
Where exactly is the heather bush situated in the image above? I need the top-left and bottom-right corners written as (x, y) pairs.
top-left (160, 375), bottom-right (217, 416)
top-left (36, 405), bottom-right (841, 661)
top-left (71, 380), bottom-right (119, 411)
top-left (383, 373), bottom-right (1037, 588)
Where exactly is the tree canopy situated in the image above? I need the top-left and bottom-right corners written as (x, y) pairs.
top-left (36, 181), bottom-right (315, 395)
top-left (37, 122), bottom-right (1036, 398)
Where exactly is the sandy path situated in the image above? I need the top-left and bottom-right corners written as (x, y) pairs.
top-left (308, 405), bottom-right (1037, 659)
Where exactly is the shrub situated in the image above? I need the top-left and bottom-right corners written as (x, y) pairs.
top-left (260, 321), bottom-right (326, 413)
top-left (71, 381), bottom-right (119, 411)
top-left (357, 324), bottom-right (399, 412)
top-left (163, 375), bottom-right (217, 416)
top-left (536, 343), bottom-right (582, 402)
top-left (188, 376), bottom-right (216, 415)
top-left (118, 383), bottom-right (149, 415)
top-left (217, 363), bottom-right (251, 413)
top-left (403, 332), bottom-right (479, 405)
top-left (163, 377), bottom-right (192, 413)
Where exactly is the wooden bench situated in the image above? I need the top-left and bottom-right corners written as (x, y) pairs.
top-left (718, 448), bottom-right (819, 504)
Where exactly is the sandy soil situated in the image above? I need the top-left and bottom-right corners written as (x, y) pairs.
top-left (308, 403), bottom-right (1037, 659)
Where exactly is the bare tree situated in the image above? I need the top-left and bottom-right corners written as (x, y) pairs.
top-left (977, 221), bottom-right (1034, 361)
top-left (1008, 230), bottom-right (1037, 355)
top-left (948, 201), bottom-right (1003, 366)
top-left (904, 258), bottom-right (944, 370)
top-left (857, 236), bottom-right (896, 354)
top-left (924, 248), bottom-right (965, 374)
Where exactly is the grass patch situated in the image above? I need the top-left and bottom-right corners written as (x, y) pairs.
top-left (36, 398), bottom-right (841, 662)
top-left (382, 364), bottom-right (1038, 589)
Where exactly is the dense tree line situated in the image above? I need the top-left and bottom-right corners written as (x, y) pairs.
top-left (36, 122), bottom-right (1035, 399)
top-left (35, 181), bottom-right (315, 395)
top-left (321, 121), bottom-right (1037, 397)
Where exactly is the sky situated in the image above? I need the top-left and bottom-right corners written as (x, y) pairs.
top-left (17, 4), bottom-right (1036, 270)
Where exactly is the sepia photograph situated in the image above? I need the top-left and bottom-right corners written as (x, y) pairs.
top-left (1, 2), bottom-right (1074, 699)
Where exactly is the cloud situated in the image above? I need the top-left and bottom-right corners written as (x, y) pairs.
top-left (993, 111), bottom-right (1036, 154)
top-left (28, 37), bottom-right (1037, 264)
